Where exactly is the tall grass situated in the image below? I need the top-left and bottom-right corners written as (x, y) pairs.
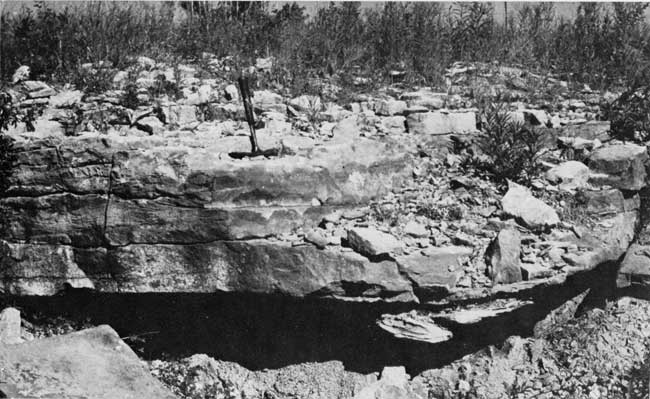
top-left (2, 2), bottom-right (650, 90)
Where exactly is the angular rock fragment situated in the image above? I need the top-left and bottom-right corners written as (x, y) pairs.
top-left (618, 244), bottom-right (650, 287)
top-left (487, 228), bottom-right (523, 284)
top-left (347, 227), bottom-right (401, 257)
top-left (501, 182), bottom-right (559, 230)
top-left (397, 247), bottom-right (472, 295)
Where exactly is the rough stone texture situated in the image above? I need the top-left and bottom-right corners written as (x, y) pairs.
top-left (546, 161), bottom-right (590, 190)
top-left (396, 247), bottom-right (472, 295)
top-left (0, 307), bottom-right (22, 345)
top-left (347, 228), bottom-right (401, 257)
top-left (618, 244), bottom-right (650, 287)
top-left (354, 366), bottom-right (427, 399)
top-left (488, 228), bottom-right (523, 284)
top-left (152, 355), bottom-right (372, 399)
top-left (406, 112), bottom-right (477, 135)
top-left (0, 133), bottom-right (414, 300)
top-left (501, 182), bottom-right (560, 230)
top-left (375, 99), bottom-right (407, 116)
top-left (588, 143), bottom-right (648, 191)
top-left (0, 325), bottom-right (177, 399)
top-left (377, 312), bottom-right (453, 344)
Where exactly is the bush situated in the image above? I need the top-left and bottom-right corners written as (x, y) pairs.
top-left (467, 101), bottom-right (544, 184)
top-left (603, 85), bottom-right (650, 142)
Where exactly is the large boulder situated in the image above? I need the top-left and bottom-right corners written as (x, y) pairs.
top-left (0, 325), bottom-right (177, 399)
top-left (501, 182), bottom-right (559, 230)
top-left (406, 112), bottom-right (477, 135)
top-left (588, 143), bottom-right (648, 191)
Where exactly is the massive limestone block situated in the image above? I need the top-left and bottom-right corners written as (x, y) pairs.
top-left (406, 112), bottom-right (477, 135)
top-left (588, 143), bottom-right (648, 191)
top-left (0, 133), bottom-right (416, 301)
top-left (0, 240), bottom-right (416, 301)
top-left (0, 325), bottom-right (177, 399)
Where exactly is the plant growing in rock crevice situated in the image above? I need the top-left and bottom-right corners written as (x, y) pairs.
top-left (465, 101), bottom-right (545, 185)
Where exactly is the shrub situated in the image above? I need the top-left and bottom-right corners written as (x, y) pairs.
top-left (602, 85), bottom-right (650, 142)
top-left (467, 101), bottom-right (544, 184)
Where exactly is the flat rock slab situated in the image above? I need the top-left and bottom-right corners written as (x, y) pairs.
top-left (0, 325), bottom-right (177, 399)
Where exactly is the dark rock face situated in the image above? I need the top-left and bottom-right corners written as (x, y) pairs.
top-left (0, 134), bottom-right (418, 301)
top-left (0, 325), bottom-right (177, 399)
top-left (488, 228), bottom-right (523, 285)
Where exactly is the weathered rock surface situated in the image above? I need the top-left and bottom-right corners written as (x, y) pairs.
top-left (501, 182), bottom-right (560, 230)
top-left (377, 312), bottom-right (453, 344)
top-left (0, 325), bottom-right (177, 399)
top-left (151, 355), bottom-right (372, 399)
top-left (588, 143), bottom-right (648, 191)
top-left (487, 228), bottom-right (523, 284)
top-left (397, 246), bottom-right (473, 296)
top-left (0, 133), bottom-right (416, 300)
top-left (347, 227), bottom-right (401, 257)
top-left (546, 160), bottom-right (590, 190)
top-left (618, 244), bottom-right (650, 287)
top-left (406, 112), bottom-right (477, 135)
top-left (0, 307), bottom-right (22, 345)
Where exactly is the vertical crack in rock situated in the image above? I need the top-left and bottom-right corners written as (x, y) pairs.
top-left (102, 154), bottom-right (116, 242)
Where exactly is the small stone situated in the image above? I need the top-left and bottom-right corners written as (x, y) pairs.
top-left (311, 198), bottom-right (321, 207)
top-left (305, 229), bottom-right (329, 249)
top-left (588, 143), bottom-right (648, 191)
top-left (347, 227), bottom-right (401, 257)
top-left (520, 263), bottom-right (553, 280)
top-left (404, 221), bottom-right (428, 238)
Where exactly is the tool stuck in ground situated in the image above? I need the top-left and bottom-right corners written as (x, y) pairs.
top-left (228, 74), bottom-right (281, 159)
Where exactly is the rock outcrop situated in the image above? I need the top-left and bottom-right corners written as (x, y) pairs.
top-left (0, 133), bottom-right (418, 301)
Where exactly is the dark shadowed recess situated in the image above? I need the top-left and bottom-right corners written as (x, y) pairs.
top-left (1, 261), bottom-right (623, 375)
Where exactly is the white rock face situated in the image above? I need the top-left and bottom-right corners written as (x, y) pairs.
top-left (0, 307), bottom-right (22, 345)
top-left (501, 182), bottom-right (560, 230)
top-left (406, 112), bottom-right (477, 135)
top-left (546, 161), bottom-right (590, 191)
